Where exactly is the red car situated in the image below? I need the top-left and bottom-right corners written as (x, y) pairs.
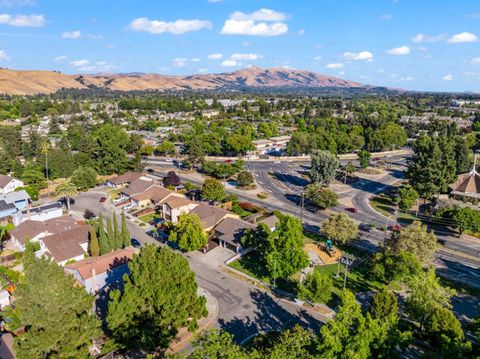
top-left (388, 224), bottom-right (402, 232)
top-left (99, 197), bottom-right (107, 203)
top-left (345, 207), bottom-right (358, 213)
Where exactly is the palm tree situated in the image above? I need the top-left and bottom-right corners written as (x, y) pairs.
top-left (55, 180), bottom-right (78, 211)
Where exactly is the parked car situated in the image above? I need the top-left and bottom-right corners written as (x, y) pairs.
top-left (131, 238), bottom-right (141, 248)
top-left (345, 207), bottom-right (358, 213)
top-left (99, 197), bottom-right (107, 203)
top-left (84, 209), bottom-right (97, 220)
top-left (113, 197), bottom-right (124, 204)
top-left (147, 168), bottom-right (155, 173)
top-left (359, 223), bottom-right (372, 232)
top-left (123, 203), bottom-right (134, 211)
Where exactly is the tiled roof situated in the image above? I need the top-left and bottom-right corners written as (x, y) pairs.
top-left (214, 217), bottom-right (254, 247)
top-left (0, 175), bottom-right (13, 188)
top-left (107, 172), bottom-right (144, 185)
top-left (121, 179), bottom-right (154, 196)
top-left (190, 203), bottom-right (233, 229)
top-left (41, 225), bottom-right (91, 263)
top-left (11, 215), bottom-right (78, 245)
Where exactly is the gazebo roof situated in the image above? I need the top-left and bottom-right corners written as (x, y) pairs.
top-left (449, 156), bottom-right (480, 199)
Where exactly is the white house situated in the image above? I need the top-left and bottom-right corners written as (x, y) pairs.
top-left (0, 175), bottom-right (23, 195)
top-left (11, 202), bottom-right (63, 226)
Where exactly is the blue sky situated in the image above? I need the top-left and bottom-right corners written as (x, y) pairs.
top-left (0, 0), bottom-right (479, 91)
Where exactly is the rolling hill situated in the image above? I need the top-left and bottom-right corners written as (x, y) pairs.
top-left (0, 67), bottom-right (366, 95)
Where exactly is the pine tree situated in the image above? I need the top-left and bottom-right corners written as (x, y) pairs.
top-left (106, 216), bottom-right (114, 252)
top-left (121, 212), bottom-right (130, 248)
top-left (98, 215), bottom-right (109, 255)
top-left (112, 213), bottom-right (121, 250)
top-left (89, 224), bottom-right (100, 257)
top-left (107, 245), bottom-right (207, 351)
top-left (14, 252), bottom-right (100, 357)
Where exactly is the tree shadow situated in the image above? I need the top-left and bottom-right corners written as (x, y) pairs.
top-left (219, 289), bottom-right (323, 344)
top-left (273, 172), bottom-right (309, 187)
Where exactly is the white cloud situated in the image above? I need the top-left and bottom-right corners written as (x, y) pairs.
top-left (297, 28), bottom-right (305, 35)
top-left (386, 45), bottom-right (411, 55)
top-left (410, 33), bottom-right (446, 43)
top-left (129, 17), bottom-right (212, 35)
top-left (448, 32), bottom-right (478, 43)
top-left (53, 55), bottom-right (66, 61)
top-left (0, 49), bottom-right (9, 61)
top-left (173, 57), bottom-right (188, 67)
top-left (208, 53), bottom-right (223, 59)
top-left (70, 59), bottom-right (90, 67)
top-left (313, 55), bottom-right (322, 61)
top-left (0, 13), bottom-right (44, 26)
top-left (221, 8), bottom-right (288, 36)
top-left (0, 0), bottom-right (34, 6)
top-left (190, 57), bottom-right (201, 62)
top-left (62, 30), bottom-right (81, 39)
top-left (198, 68), bottom-right (209, 73)
top-left (230, 53), bottom-right (260, 60)
top-left (343, 51), bottom-right (373, 61)
top-left (471, 57), bottom-right (480, 65)
top-left (339, 71), bottom-right (345, 75)
top-left (221, 59), bottom-right (239, 67)
top-left (326, 63), bottom-right (344, 69)
top-left (380, 13), bottom-right (393, 20)
top-left (443, 74), bottom-right (453, 81)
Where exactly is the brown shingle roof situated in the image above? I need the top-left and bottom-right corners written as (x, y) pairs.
top-left (215, 217), bottom-right (255, 247)
top-left (162, 196), bottom-right (195, 209)
top-left (11, 216), bottom-right (79, 245)
top-left (0, 175), bottom-right (13, 188)
top-left (130, 185), bottom-right (172, 203)
top-left (121, 179), bottom-right (155, 197)
top-left (108, 172), bottom-right (144, 185)
top-left (190, 203), bottom-right (233, 229)
top-left (41, 225), bottom-right (91, 263)
top-left (450, 170), bottom-right (480, 198)
top-left (65, 247), bottom-right (136, 280)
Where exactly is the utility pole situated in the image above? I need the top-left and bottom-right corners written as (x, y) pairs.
top-left (342, 254), bottom-right (354, 290)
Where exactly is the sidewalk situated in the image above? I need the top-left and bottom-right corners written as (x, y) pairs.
top-left (167, 287), bottom-right (218, 354)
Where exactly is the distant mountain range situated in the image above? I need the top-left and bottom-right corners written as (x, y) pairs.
top-left (0, 66), bottom-right (369, 95)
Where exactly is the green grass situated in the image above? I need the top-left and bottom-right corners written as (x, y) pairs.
top-left (138, 213), bottom-right (161, 223)
top-left (106, 188), bottom-right (121, 201)
top-left (228, 251), bottom-right (298, 293)
top-left (369, 195), bottom-right (415, 223)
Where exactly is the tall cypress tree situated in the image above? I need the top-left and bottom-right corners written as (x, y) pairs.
top-left (98, 215), bottom-right (109, 255)
top-left (106, 216), bottom-right (114, 252)
top-left (113, 213), bottom-right (121, 250)
top-left (89, 224), bottom-right (100, 257)
top-left (121, 212), bottom-right (130, 248)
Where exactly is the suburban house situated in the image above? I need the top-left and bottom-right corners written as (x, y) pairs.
top-left (106, 172), bottom-right (148, 188)
top-left (249, 135), bottom-right (291, 156)
top-left (190, 203), bottom-right (239, 232)
top-left (0, 333), bottom-right (15, 359)
top-left (10, 215), bottom-right (79, 250)
top-left (0, 175), bottom-right (23, 195)
top-left (37, 224), bottom-right (91, 266)
top-left (129, 185), bottom-right (180, 208)
top-left (120, 179), bottom-right (155, 199)
top-left (214, 217), bottom-right (255, 253)
top-left (64, 248), bottom-right (136, 294)
top-left (11, 202), bottom-right (63, 225)
top-left (0, 190), bottom-right (30, 223)
top-left (259, 215), bottom-right (279, 232)
top-left (158, 196), bottom-right (198, 224)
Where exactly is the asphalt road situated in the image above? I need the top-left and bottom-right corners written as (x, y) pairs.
top-left (71, 188), bottom-right (326, 344)
top-left (146, 158), bottom-right (480, 287)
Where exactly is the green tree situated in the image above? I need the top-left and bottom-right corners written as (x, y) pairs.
top-left (186, 137), bottom-right (206, 165)
top-left (156, 141), bottom-right (176, 156)
top-left (310, 150), bottom-right (339, 185)
top-left (21, 164), bottom-right (47, 189)
top-left (370, 250), bottom-right (422, 284)
top-left (358, 150), bottom-right (371, 169)
top-left (72, 166), bottom-right (97, 190)
top-left (92, 124), bottom-right (130, 175)
top-left (396, 184), bottom-right (419, 210)
top-left (15, 185), bottom-right (39, 201)
top-left (391, 221), bottom-right (437, 266)
top-left (321, 213), bottom-right (358, 244)
top-left (188, 330), bottom-right (249, 359)
top-left (121, 212), bottom-right (130, 248)
top-left (343, 161), bottom-right (355, 183)
top-left (106, 216), bottom-right (115, 252)
top-left (107, 245), bottom-right (207, 352)
top-left (304, 183), bottom-right (338, 208)
top-left (237, 170), bottom-right (255, 187)
top-left (317, 290), bottom-right (383, 359)
top-left (202, 178), bottom-right (225, 202)
top-left (89, 224), bottom-right (100, 256)
top-left (14, 249), bottom-right (100, 358)
top-left (113, 213), bottom-right (122, 250)
top-left (98, 215), bottom-right (109, 255)
top-left (454, 137), bottom-right (471, 173)
top-left (170, 213), bottom-right (208, 252)
top-left (266, 215), bottom-right (309, 279)
top-left (55, 179), bottom-right (78, 211)
top-left (299, 270), bottom-right (333, 304)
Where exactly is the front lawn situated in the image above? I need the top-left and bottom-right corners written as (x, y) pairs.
top-left (106, 188), bottom-right (121, 201)
top-left (138, 213), bottom-right (161, 224)
top-left (228, 251), bottom-right (298, 293)
top-left (369, 195), bottom-right (415, 223)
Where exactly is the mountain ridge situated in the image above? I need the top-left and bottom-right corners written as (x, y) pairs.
top-left (0, 66), bottom-right (366, 95)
